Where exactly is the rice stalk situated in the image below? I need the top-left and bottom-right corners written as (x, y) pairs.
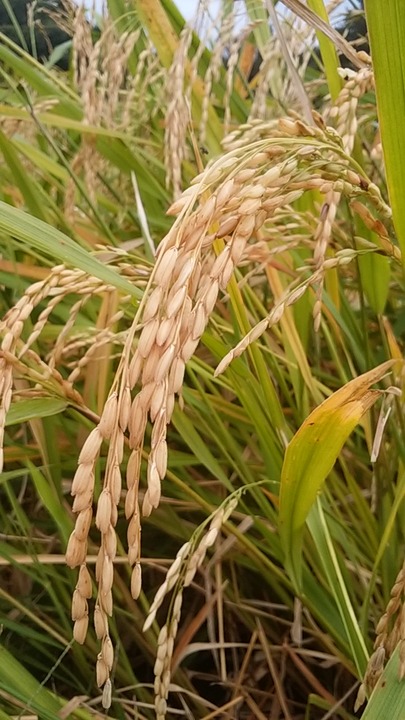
top-left (0, 266), bottom-right (112, 469)
top-left (143, 492), bottom-right (241, 719)
top-left (198, 4), bottom-right (233, 145)
top-left (311, 63), bottom-right (375, 330)
top-left (64, 5), bottom-right (141, 218)
top-left (164, 23), bottom-right (194, 199)
top-left (0, 110), bottom-right (396, 709)
top-left (162, 0), bottom-right (317, 196)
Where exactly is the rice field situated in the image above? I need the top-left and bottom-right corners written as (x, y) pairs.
top-left (0, 1), bottom-right (405, 718)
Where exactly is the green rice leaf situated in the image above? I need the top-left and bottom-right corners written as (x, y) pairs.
top-left (358, 252), bottom-right (390, 314)
top-left (306, 0), bottom-right (342, 101)
top-left (0, 201), bottom-right (142, 298)
top-left (360, 644), bottom-right (405, 719)
top-left (6, 398), bottom-right (68, 426)
top-left (307, 500), bottom-right (369, 676)
top-left (0, 130), bottom-right (47, 221)
top-left (0, 644), bottom-right (91, 720)
top-left (364, 1), bottom-right (405, 260)
top-left (27, 460), bottom-right (72, 543)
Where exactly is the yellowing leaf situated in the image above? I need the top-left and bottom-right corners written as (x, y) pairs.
top-left (279, 360), bottom-right (395, 589)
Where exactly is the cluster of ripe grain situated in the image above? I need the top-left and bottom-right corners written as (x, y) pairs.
top-left (65, 382), bottom-right (132, 709)
top-left (311, 64), bottom-right (375, 330)
top-left (0, 264), bottom-right (131, 711)
top-left (0, 266), bottom-right (115, 474)
top-left (356, 560), bottom-right (405, 710)
top-left (164, 24), bottom-right (193, 199)
top-left (0, 111), bottom-right (393, 710)
top-left (143, 496), bottom-right (240, 719)
top-left (374, 562), bottom-right (405, 673)
top-left (61, 114), bottom-right (394, 709)
top-left (213, 115), bottom-right (389, 374)
top-left (163, 0), bottom-right (315, 196)
top-left (329, 65), bottom-right (374, 158)
top-left (64, 5), bottom-right (140, 217)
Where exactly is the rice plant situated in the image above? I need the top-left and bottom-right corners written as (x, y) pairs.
top-left (0, 1), bottom-right (405, 718)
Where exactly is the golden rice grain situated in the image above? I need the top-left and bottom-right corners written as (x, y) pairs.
top-left (100, 557), bottom-right (114, 594)
top-left (154, 247), bottom-right (179, 286)
top-left (147, 461), bottom-right (161, 508)
top-left (174, 256), bottom-right (195, 288)
top-left (73, 614), bottom-right (89, 645)
top-left (103, 525), bottom-right (117, 560)
top-left (210, 247), bottom-right (230, 280)
top-left (119, 386), bottom-right (131, 431)
top-left (126, 449), bottom-right (141, 486)
top-left (166, 286), bottom-right (188, 319)
top-left (150, 383), bottom-right (166, 422)
top-left (110, 466), bottom-right (122, 506)
top-left (203, 280), bottom-right (219, 315)
top-left (100, 589), bottom-right (113, 616)
top-left (96, 656), bottom-right (109, 688)
top-left (143, 286), bottom-right (164, 321)
top-left (127, 514), bottom-right (140, 554)
top-left (180, 336), bottom-right (200, 363)
top-left (78, 428), bottom-right (103, 465)
top-left (129, 413), bottom-right (147, 450)
top-left (125, 485), bottom-right (137, 521)
top-left (140, 381), bottom-right (157, 410)
top-left (237, 214), bottom-right (256, 237)
top-left (71, 589), bottom-right (87, 621)
top-left (71, 464), bottom-right (94, 496)
top-left (155, 344), bottom-right (175, 384)
top-left (66, 531), bottom-right (87, 569)
top-left (74, 507), bottom-right (93, 541)
top-left (102, 636), bottom-right (114, 670)
top-left (77, 564), bottom-right (92, 598)
top-left (154, 444), bottom-right (168, 481)
top-left (128, 351), bottom-right (144, 388)
top-left (155, 317), bottom-right (175, 347)
top-left (94, 604), bottom-right (106, 640)
top-left (130, 562), bottom-right (142, 599)
top-left (168, 358), bottom-right (186, 393)
top-left (95, 489), bottom-right (113, 534)
top-left (72, 485), bottom-right (94, 513)
top-left (216, 215), bottom-right (239, 237)
top-left (138, 319), bottom-right (160, 358)
top-left (142, 345), bottom-right (162, 385)
top-left (219, 256), bottom-right (237, 288)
